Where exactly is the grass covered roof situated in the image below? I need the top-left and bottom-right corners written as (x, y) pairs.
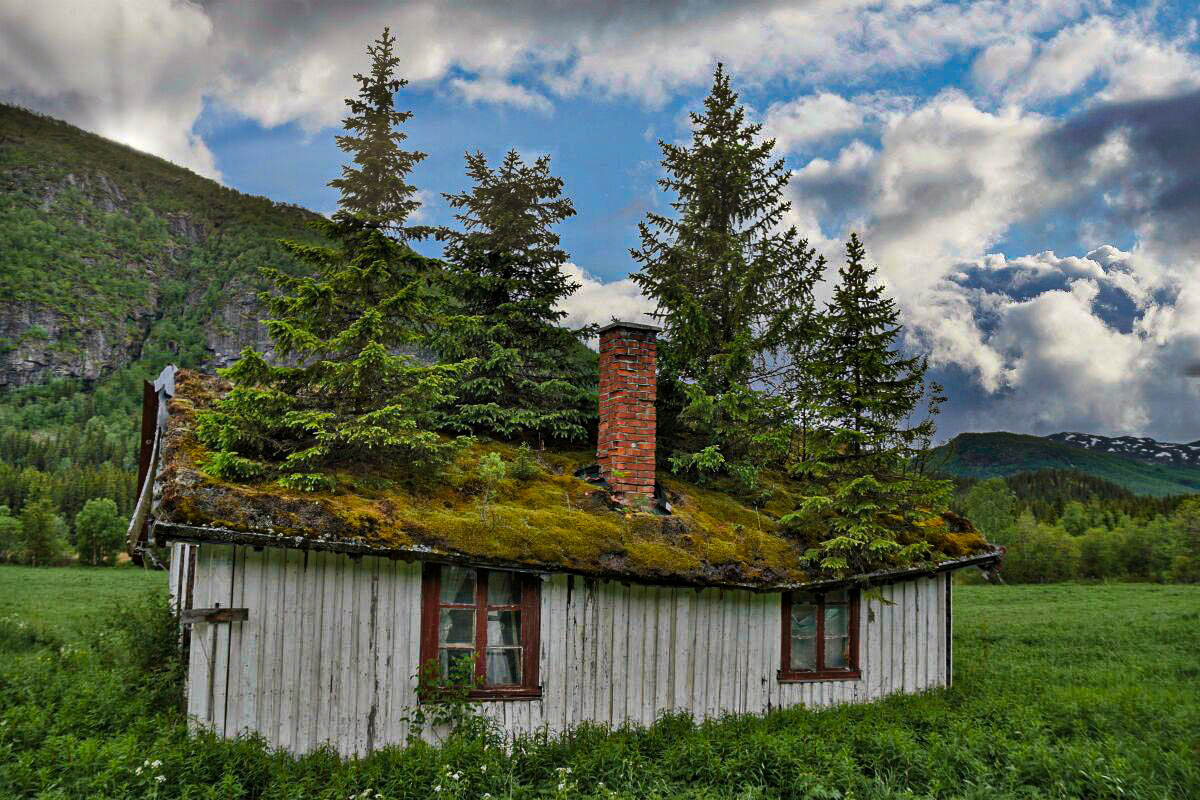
top-left (155, 370), bottom-right (996, 589)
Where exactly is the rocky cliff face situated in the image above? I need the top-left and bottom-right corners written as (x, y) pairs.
top-left (0, 103), bottom-right (321, 389)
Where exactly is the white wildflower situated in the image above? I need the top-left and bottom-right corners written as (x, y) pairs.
top-left (155, 775), bottom-right (166, 784)
top-left (480, 765), bottom-right (487, 773)
top-left (151, 760), bottom-right (162, 768)
top-left (135, 767), bottom-right (143, 776)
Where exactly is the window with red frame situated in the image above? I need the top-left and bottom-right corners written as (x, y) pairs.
top-left (420, 564), bottom-right (540, 698)
top-left (779, 588), bottom-right (860, 681)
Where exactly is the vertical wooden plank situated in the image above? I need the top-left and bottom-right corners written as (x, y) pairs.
top-left (315, 552), bottom-right (337, 747)
top-left (921, 578), bottom-right (932, 691)
top-left (867, 589), bottom-right (882, 700)
top-left (185, 546), bottom-right (211, 726)
top-left (235, 548), bottom-right (263, 736)
top-left (610, 582), bottom-right (628, 726)
top-left (301, 551), bottom-right (326, 752)
top-left (335, 552), bottom-right (356, 753)
top-left (689, 589), bottom-right (709, 720)
top-left (745, 591), bottom-right (763, 715)
top-left (566, 576), bottom-right (584, 729)
top-left (598, 581), bottom-right (617, 727)
top-left (223, 547), bottom-right (245, 736)
top-left (652, 587), bottom-right (671, 717)
top-left (889, 583), bottom-right (902, 696)
top-left (904, 581), bottom-right (917, 694)
top-left (877, 584), bottom-right (889, 696)
top-left (671, 589), bottom-right (692, 714)
top-left (206, 546), bottom-right (235, 736)
top-left (276, 549), bottom-right (301, 751)
top-left (356, 558), bottom-right (378, 755)
top-left (936, 573), bottom-right (947, 687)
top-left (625, 584), bottom-right (643, 727)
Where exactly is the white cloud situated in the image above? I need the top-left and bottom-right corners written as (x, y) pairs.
top-left (556, 264), bottom-right (655, 335)
top-left (0, 0), bottom-right (221, 178)
top-left (763, 92), bottom-right (866, 152)
top-left (449, 77), bottom-right (552, 113)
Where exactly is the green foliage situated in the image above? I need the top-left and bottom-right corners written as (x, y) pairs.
top-left (0, 505), bottom-right (21, 563)
top-left (786, 235), bottom-right (950, 576)
top-left (196, 33), bottom-right (474, 491)
top-left (631, 64), bottom-right (823, 489)
top-left (17, 497), bottom-right (68, 566)
top-left (434, 149), bottom-right (596, 443)
top-left (1, 567), bottom-right (1197, 799)
top-left (73, 497), bottom-right (124, 566)
top-left (510, 443), bottom-right (541, 481)
top-left (476, 452), bottom-right (507, 523)
top-left (959, 478), bottom-right (1019, 545)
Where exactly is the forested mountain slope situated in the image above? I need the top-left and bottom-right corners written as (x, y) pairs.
top-left (933, 432), bottom-right (1200, 497)
top-left (0, 103), bottom-right (323, 388)
top-left (0, 104), bottom-right (323, 539)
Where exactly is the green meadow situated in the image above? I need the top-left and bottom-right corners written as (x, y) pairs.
top-left (0, 566), bottom-right (1196, 799)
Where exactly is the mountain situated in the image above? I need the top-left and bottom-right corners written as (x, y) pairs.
top-left (0, 103), bottom-right (323, 389)
top-left (1047, 431), bottom-right (1200, 468)
top-left (932, 432), bottom-right (1200, 497)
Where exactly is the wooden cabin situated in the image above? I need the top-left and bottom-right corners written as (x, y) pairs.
top-left (129, 322), bottom-right (1000, 757)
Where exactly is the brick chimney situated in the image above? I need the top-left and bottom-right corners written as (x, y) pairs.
top-left (597, 320), bottom-right (661, 506)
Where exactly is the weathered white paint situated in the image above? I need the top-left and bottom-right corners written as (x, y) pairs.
top-left (184, 544), bottom-right (953, 755)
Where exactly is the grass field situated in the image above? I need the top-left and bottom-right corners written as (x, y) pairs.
top-left (0, 566), bottom-right (1197, 799)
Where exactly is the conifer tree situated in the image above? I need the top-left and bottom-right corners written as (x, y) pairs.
top-left (786, 233), bottom-right (950, 575)
top-left (196, 29), bottom-right (473, 491)
top-left (433, 149), bottom-right (595, 444)
top-left (631, 64), bottom-right (824, 490)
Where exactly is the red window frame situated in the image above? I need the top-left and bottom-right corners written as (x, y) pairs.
top-left (779, 588), bottom-right (861, 682)
top-left (419, 563), bottom-right (541, 700)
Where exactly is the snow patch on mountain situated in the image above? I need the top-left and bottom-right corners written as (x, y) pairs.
top-left (1049, 432), bottom-right (1200, 467)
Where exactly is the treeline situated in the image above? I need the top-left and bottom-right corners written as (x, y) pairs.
top-left (957, 477), bottom-right (1200, 583)
top-left (952, 469), bottom-right (1189, 523)
top-left (0, 371), bottom-right (141, 566)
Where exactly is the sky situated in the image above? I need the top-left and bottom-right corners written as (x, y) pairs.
top-left (2, 0), bottom-right (1199, 443)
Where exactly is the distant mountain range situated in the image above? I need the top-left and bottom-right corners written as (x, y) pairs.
top-left (933, 431), bottom-right (1200, 497)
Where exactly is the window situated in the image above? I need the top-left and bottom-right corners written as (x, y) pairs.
top-left (420, 564), bottom-right (541, 698)
top-left (779, 588), bottom-right (860, 681)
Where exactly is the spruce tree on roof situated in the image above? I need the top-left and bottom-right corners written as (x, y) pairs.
top-left (195, 29), bottom-right (474, 491)
top-left (785, 233), bottom-right (950, 576)
top-left (433, 149), bottom-right (596, 444)
top-left (631, 63), bottom-right (824, 491)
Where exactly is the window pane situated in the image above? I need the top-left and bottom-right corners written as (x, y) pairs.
top-left (826, 589), bottom-right (849, 604)
top-left (440, 566), bottom-right (476, 604)
top-left (825, 604), bottom-right (849, 637)
top-left (488, 609), bottom-right (521, 646)
top-left (487, 571), bottom-right (521, 606)
top-left (825, 635), bottom-right (850, 669)
top-left (439, 608), bottom-right (475, 645)
top-left (486, 647), bottom-right (522, 685)
top-left (438, 648), bottom-right (475, 681)
top-left (790, 601), bottom-right (817, 671)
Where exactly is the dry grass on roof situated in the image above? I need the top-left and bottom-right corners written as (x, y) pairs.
top-left (157, 369), bottom-right (991, 587)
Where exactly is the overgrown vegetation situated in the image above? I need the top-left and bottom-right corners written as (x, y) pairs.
top-left (957, 479), bottom-right (1200, 583)
top-left (1, 566), bottom-right (1196, 798)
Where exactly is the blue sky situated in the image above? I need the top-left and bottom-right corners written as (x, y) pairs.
top-left (3, 0), bottom-right (1199, 442)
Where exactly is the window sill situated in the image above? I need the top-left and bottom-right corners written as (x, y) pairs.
top-left (419, 687), bottom-right (543, 703)
top-left (778, 670), bottom-right (862, 683)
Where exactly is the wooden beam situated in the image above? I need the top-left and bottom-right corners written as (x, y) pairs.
top-left (181, 607), bottom-right (249, 625)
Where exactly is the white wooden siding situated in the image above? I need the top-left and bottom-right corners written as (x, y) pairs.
top-left (185, 544), bottom-right (951, 755)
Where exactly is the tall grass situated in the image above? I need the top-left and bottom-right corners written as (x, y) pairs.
top-left (0, 567), bottom-right (1196, 799)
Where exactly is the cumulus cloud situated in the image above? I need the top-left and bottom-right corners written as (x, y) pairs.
top-left (0, 0), bottom-right (221, 178)
top-left (556, 264), bottom-right (655, 334)
top-left (448, 77), bottom-right (553, 113)
top-left (1, 0), bottom-right (1094, 171)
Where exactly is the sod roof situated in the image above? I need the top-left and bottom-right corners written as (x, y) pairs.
top-left (152, 369), bottom-right (998, 589)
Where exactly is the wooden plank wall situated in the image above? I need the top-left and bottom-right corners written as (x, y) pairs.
top-left (186, 545), bottom-right (950, 755)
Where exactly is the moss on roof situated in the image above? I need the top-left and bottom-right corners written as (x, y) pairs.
top-left (157, 370), bottom-right (993, 588)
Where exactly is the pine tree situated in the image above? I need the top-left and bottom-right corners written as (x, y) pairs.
top-left (786, 234), bottom-right (950, 575)
top-left (631, 64), bottom-right (824, 490)
top-left (196, 29), bottom-right (473, 491)
top-left (433, 149), bottom-right (595, 444)
top-left (19, 497), bottom-right (66, 567)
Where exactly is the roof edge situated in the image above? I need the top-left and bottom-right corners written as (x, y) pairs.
top-left (153, 520), bottom-right (1002, 593)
